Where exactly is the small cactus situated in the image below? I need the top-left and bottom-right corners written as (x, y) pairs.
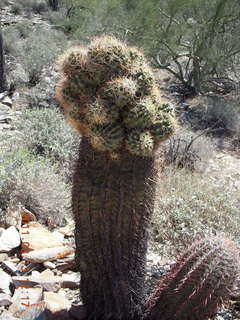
top-left (144, 235), bottom-right (240, 320)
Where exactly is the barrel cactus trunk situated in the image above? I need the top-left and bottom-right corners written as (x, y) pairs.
top-left (56, 36), bottom-right (175, 319)
top-left (73, 138), bottom-right (156, 319)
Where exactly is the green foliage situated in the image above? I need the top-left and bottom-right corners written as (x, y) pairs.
top-left (145, 235), bottom-right (240, 320)
top-left (0, 148), bottom-right (70, 226)
top-left (3, 25), bottom-right (66, 86)
top-left (56, 36), bottom-right (176, 157)
top-left (16, 107), bottom-right (78, 181)
top-left (152, 169), bottom-right (240, 256)
top-left (55, 0), bottom-right (240, 94)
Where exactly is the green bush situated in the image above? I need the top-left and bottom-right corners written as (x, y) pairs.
top-left (163, 127), bottom-right (216, 171)
top-left (0, 148), bottom-right (70, 226)
top-left (151, 169), bottom-right (240, 256)
top-left (2, 26), bottom-right (21, 56)
top-left (10, 4), bottom-right (22, 14)
top-left (16, 107), bottom-right (79, 181)
top-left (3, 25), bottom-right (66, 86)
top-left (20, 27), bottom-right (66, 85)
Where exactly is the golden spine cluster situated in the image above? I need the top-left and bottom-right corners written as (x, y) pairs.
top-left (56, 36), bottom-right (176, 157)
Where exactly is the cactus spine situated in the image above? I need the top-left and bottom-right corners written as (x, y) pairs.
top-left (56, 35), bottom-right (175, 319)
top-left (144, 236), bottom-right (240, 320)
top-left (56, 36), bottom-right (239, 320)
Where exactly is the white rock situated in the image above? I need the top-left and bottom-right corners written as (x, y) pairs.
top-left (0, 270), bottom-right (12, 295)
top-left (43, 261), bottom-right (56, 270)
top-left (20, 222), bottom-right (63, 251)
top-left (0, 226), bottom-right (21, 252)
top-left (9, 287), bottom-right (43, 316)
top-left (22, 246), bottom-right (74, 263)
top-left (44, 292), bottom-right (71, 313)
top-left (2, 97), bottom-right (12, 107)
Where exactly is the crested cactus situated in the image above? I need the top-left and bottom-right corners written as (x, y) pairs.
top-left (144, 236), bottom-right (240, 320)
top-left (56, 36), bottom-right (175, 159)
top-left (56, 35), bottom-right (239, 320)
top-left (56, 35), bottom-right (175, 319)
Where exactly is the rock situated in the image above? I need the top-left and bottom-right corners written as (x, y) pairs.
top-left (12, 274), bottom-right (79, 291)
top-left (21, 209), bottom-right (37, 225)
top-left (0, 103), bottom-right (10, 114)
top-left (40, 269), bottom-right (55, 278)
top-left (52, 231), bottom-right (65, 243)
top-left (19, 301), bottom-right (47, 320)
top-left (8, 287), bottom-right (43, 317)
top-left (58, 222), bottom-right (74, 237)
top-left (44, 292), bottom-right (71, 313)
top-left (0, 226), bottom-right (21, 252)
top-left (20, 222), bottom-right (63, 252)
top-left (22, 246), bottom-right (74, 263)
top-left (43, 261), bottom-right (56, 270)
top-left (2, 96), bottom-right (12, 107)
top-left (0, 92), bottom-right (8, 101)
top-left (0, 311), bottom-right (19, 320)
top-left (0, 253), bottom-right (8, 263)
top-left (1, 261), bottom-right (21, 276)
top-left (12, 276), bottom-right (62, 292)
top-left (0, 270), bottom-right (12, 295)
top-left (0, 293), bottom-right (12, 306)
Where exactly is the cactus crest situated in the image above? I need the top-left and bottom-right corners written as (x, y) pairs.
top-left (144, 235), bottom-right (240, 320)
top-left (56, 36), bottom-right (176, 158)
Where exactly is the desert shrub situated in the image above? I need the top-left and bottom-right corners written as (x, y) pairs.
top-left (15, 21), bottom-right (32, 39)
top-left (30, 1), bottom-right (48, 14)
top-left (10, 4), bottom-right (22, 14)
top-left (16, 107), bottom-right (79, 180)
top-left (2, 26), bottom-right (21, 56)
top-left (14, 0), bottom-right (48, 15)
top-left (189, 96), bottom-right (240, 133)
top-left (0, 0), bottom-right (9, 8)
top-left (19, 27), bottom-right (66, 85)
top-left (0, 148), bottom-right (70, 226)
top-left (163, 127), bottom-right (215, 171)
top-left (151, 169), bottom-right (240, 256)
top-left (3, 25), bottom-right (66, 86)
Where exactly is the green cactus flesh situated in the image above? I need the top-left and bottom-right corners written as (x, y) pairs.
top-left (56, 35), bottom-right (176, 157)
top-left (126, 130), bottom-right (154, 156)
top-left (123, 98), bottom-right (157, 130)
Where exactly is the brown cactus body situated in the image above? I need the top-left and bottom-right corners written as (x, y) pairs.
top-left (73, 137), bottom-right (156, 319)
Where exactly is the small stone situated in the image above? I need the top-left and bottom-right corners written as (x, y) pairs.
top-left (0, 253), bottom-right (8, 262)
top-left (44, 292), bottom-right (71, 313)
top-left (43, 261), bottom-right (56, 270)
top-left (40, 269), bottom-right (55, 278)
top-left (0, 293), bottom-right (12, 306)
top-left (2, 96), bottom-right (12, 107)
top-left (0, 270), bottom-right (12, 295)
top-left (0, 226), bottom-right (21, 252)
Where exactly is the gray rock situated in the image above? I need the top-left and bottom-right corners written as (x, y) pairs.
top-left (0, 293), bottom-right (12, 306)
